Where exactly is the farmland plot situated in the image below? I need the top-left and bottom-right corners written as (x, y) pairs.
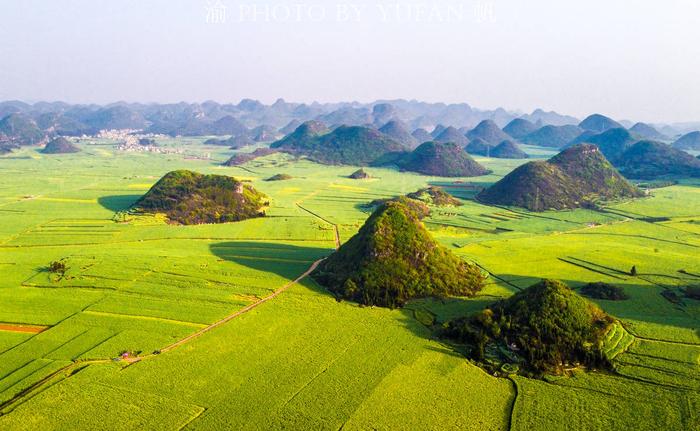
top-left (0, 142), bottom-right (698, 430)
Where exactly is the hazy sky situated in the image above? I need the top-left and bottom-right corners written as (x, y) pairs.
top-left (1, 0), bottom-right (699, 123)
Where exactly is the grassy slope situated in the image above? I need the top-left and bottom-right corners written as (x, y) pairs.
top-left (0, 141), bottom-right (697, 429)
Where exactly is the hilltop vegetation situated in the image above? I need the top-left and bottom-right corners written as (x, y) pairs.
top-left (503, 118), bottom-right (538, 139)
top-left (270, 120), bottom-right (329, 149)
top-left (478, 144), bottom-right (642, 211)
top-left (521, 125), bottom-right (582, 148)
top-left (579, 114), bottom-right (623, 133)
top-left (572, 127), bottom-right (636, 162)
top-left (672, 131), bottom-right (700, 150)
top-left (430, 124), bottom-right (447, 138)
top-left (0, 113), bottom-right (45, 145)
top-left (250, 125), bottom-right (280, 142)
top-left (265, 173), bottom-right (292, 181)
top-left (312, 199), bottom-right (485, 308)
top-left (465, 137), bottom-right (494, 156)
top-left (35, 111), bottom-right (92, 136)
top-left (466, 120), bottom-right (511, 145)
top-left (379, 120), bottom-right (418, 148)
top-left (273, 124), bottom-right (404, 165)
top-left (222, 148), bottom-right (276, 166)
top-left (41, 137), bottom-right (80, 154)
top-left (88, 106), bottom-right (148, 130)
top-left (411, 128), bottom-right (432, 143)
top-left (490, 140), bottom-right (528, 159)
top-left (479, 161), bottom-right (574, 210)
top-left (135, 170), bottom-right (267, 224)
top-left (443, 279), bottom-right (614, 376)
top-left (562, 130), bottom-right (700, 179)
top-left (616, 140), bottom-right (700, 179)
top-left (406, 186), bottom-right (463, 206)
top-left (279, 119), bottom-right (301, 135)
top-left (365, 188), bottom-right (460, 211)
top-left (204, 135), bottom-right (254, 148)
top-left (434, 126), bottom-right (469, 146)
top-left (567, 130), bottom-right (597, 147)
top-left (150, 115), bottom-right (248, 137)
top-left (349, 168), bottom-right (370, 179)
top-left (629, 122), bottom-right (667, 140)
top-left (397, 141), bottom-right (489, 177)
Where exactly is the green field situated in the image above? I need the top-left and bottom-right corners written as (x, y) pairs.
top-left (0, 140), bottom-right (697, 430)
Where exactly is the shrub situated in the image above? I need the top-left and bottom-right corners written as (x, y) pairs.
top-left (349, 169), bottom-right (370, 179)
top-left (406, 186), bottom-right (463, 207)
top-left (48, 260), bottom-right (67, 274)
top-left (265, 174), bottom-right (292, 181)
top-left (580, 282), bottom-right (628, 300)
top-left (661, 290), bottom-right (682, 305)
top-left (685, 286), bottom-right (700, 300)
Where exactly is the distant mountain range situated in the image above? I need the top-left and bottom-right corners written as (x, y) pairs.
top-left (1, 100), bottom-right (698, 167)
top-left (0, 99), bottom-right (580, 143)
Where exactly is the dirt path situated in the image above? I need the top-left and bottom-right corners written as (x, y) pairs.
top-left (157, 258), bottom-right (323, 355)
top-left (0, 258), bottom-right (325, 415)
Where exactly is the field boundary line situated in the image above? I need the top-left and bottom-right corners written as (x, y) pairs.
top-left (611, 368), bottom-right (696, 392)
top-left (177, 406), bottom-right (207, 431)
top-left (620, 325), bottom-right (700, 347)
top-left (0, 359), bottom-right (109, 415)
top-left (506, 376), bottom-right (519, 431)
top-left (81, 310), bottom-right (208, 328)
top-left (615, 358), bottom-right (699, 383)
top-left (279, 336), bottom-right (362, 411)
top-left (599, 208), bottom-right (700, 237)
top-left (0, 258), bottom-right (325, 416)
top-left (557, 257), bottom-right (626, 280)
top-left (158, 258), bottom-right (324, 354)
top-left (472, 262), bottom-right (523, 291)
top-left (566, 231), bottom-right (699, 248)
top-left (295, 203), bottom-right (341, 249)
top-left (0, 236), bottom-right (335, 249)
top-left (625, 351), bottom-right (699, 366)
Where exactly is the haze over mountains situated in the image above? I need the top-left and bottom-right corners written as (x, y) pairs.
top-left (1, 99), bottom-right (697, 144)
top-left (2, 99), bottom-right (699, 181)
